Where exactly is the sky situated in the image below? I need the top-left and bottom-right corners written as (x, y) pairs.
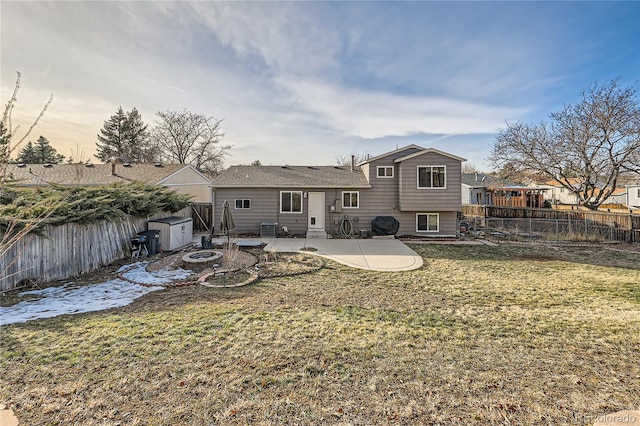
top-left (1, 1), bottom-right (639, 171)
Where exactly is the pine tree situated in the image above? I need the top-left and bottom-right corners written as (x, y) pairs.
top-left (17, 141), bottom-right (36, 163)
top-left (95, 107), bottom-right (127, 163)
top-left (95, 107), bottom-right (153, 163)
top-left (17, 136), bottom-right (64, 164)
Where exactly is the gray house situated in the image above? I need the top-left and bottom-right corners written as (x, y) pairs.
top-left (211, 145), bottom-right (465, 238)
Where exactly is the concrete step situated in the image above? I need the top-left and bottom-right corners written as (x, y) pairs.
top-left (306, 230), bottom-right (327, 239)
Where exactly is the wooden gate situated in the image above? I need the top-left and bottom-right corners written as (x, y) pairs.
top-left (190, 203), bottom-right (214, 233)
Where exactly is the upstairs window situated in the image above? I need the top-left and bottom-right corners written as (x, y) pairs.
top-left (377, 166), bottom-right (394, 178)
top-left (280, 191), bottom-right (302, 213)
top-left (342, 191), bottom-right (359, 209)
top-left (418, 166), bottom-right (446, 188)
top-left (235, 199), bottom-right (251, 209)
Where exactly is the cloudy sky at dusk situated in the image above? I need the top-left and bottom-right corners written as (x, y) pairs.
top-left (1, 1), bottom-right (638, 170)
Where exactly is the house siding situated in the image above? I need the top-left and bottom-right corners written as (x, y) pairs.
top-left (462, 184), bottom-right (471, 205)
top-left (213, 185), bottom-right (459, 237)
top-left (161, 167), bottom-right (212, 203)
top-left (214, 188), bottom-right (280, 234)
top-left (541, 185), bottom-right (578, 205)
top-left (211, 146), bottom-right (463, 237)
top-left (345, 148), bottom-right (459, 237)
top-left (397, 152), bottom-right (462, 211)
top-left (628, 186), bottom-right (640, 208)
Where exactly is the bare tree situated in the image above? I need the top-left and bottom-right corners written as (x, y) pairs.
top-left (1, 73), bottom-right (52, 186)
top-left (150, 109), bottom-right (231, 174)
top-left (334, 152), bottom-right (369, 166)
top-left (461, 163), bottom-right (481, 174)
top-left (489, 81), bottom-right (640, 210)
top-left (1, 72), bottom-right (60, 284)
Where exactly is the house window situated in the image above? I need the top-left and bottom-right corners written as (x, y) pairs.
top-left (637, 188), bottom-right (640, 198)
top-left (416, 213), bottom-right (439, 232)
top-left (377, 166), bottom-right (394, 178)
top-left (235, 199), bottom-right (251, 209)
top-left (342, 191), bottom-right (359, 209)
top-left (280, 191), bottom-right (302, 213)
top-left (417, 166), bottom-right (446, 188)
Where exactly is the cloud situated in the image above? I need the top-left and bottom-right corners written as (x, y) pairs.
top-left (275, 76), bottom-right (529, 139)
top-left (3, 1), bottom-right (636, 170)
top-left (186, 2), bottom-right (342, 77)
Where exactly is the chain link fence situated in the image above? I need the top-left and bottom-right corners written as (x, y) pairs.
top-left (463, 214), bottom-right (639, 243)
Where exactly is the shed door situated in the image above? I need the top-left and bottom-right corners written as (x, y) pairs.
top-left (308, 192), bottom-right (325, 230)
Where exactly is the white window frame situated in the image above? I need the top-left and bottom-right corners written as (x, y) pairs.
top-left (417, 165), bottom-right (446, 189)
top-left (416, 213), bottom-right (439, 232)
top-left (342, 191), bottom-right (359, 209)
top-left (377, 166), bottom-right (394, 178)
top-left (280, 191), bottom-right (303, 214)
top-left (234, 199), bottom-right (251, 209)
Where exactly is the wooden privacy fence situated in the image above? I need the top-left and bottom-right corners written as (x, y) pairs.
top-left (0, 208), bottom-right (192, 291)
top-left (462, 205), bottom-right (639, 243)
top-left (190, 203), bottom-right (214, 233)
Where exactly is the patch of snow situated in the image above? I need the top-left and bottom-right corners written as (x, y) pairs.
top-left (0, 262), bottom-right (193, 326)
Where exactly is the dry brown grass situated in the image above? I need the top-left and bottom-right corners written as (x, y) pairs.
top-left (1, 243), bottom-right (639, 425)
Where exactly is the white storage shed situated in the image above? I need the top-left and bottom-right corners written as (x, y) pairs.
top-left (148, 216), bottom-right (194, 251)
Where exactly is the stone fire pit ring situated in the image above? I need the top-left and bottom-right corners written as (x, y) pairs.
top-left (182, 250), bottom-right (224, 268)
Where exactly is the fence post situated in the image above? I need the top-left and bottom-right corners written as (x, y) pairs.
top-left (584, 219), bottom-right (587, 238)
top-left (483, 205), bottom-right (488, 228)
top-left (629, 210), bottom-right (634, 243)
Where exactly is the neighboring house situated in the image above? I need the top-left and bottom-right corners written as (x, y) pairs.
top-left (539, 178), bottom-right (582, 205)
top-left (627, 184), bottom-right (640, 209)
top-left (210, 145), bottom-right (465, 237)
top-left (538, 178), bottom-right (630, 208)
top-left (462, 173), bottom-right (513, 205)
top-left (7, 162), bottom-right (212, 203)
top-left (580, 187), bottom-right (628, 207)
top-left (461, 173), bottom-right (546, 207)
top-left (600, 187), bottom-right (627, 206)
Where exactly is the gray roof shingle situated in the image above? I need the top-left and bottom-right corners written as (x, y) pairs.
top-left (462, 173), bottom-right (520, 188)
top-left (211, 165), bottom-right (371, 188)
top-left (7, 163), bottom-right (192, 186)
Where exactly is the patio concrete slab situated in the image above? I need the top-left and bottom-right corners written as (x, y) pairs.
top-left (257, 238), bottom-right (423, 272)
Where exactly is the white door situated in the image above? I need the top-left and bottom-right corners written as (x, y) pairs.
top-left (308, 192), bottom-right (325, 230)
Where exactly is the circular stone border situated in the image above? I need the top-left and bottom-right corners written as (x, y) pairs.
top-left (198, 269), bottom-right (259, 288)
top-left (181, 250), bottom-right (224, 267)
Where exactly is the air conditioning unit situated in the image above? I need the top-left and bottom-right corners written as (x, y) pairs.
top-left (261, 222), bottom-right (278, 238)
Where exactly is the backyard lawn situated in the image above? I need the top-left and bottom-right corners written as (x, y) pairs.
top-left (1, 243), bottom-right (639, 425)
